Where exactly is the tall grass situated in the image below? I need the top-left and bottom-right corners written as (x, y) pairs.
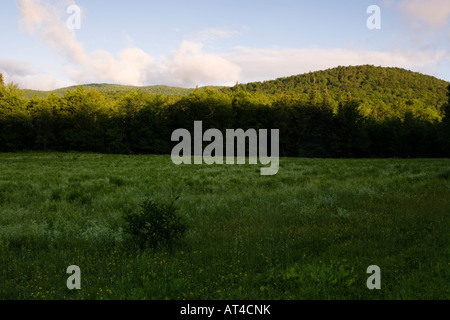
top-left (0, 153), bottom-right (448, 300)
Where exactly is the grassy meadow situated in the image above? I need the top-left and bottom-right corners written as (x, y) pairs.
top-left (0, 152), bottom-right (448, 300)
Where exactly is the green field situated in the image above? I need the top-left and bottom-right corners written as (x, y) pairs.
top-left (0, 153), bottom-right (448, 300)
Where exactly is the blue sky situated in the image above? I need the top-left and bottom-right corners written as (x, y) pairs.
top-left (1, 0), bottom-right (449, 90)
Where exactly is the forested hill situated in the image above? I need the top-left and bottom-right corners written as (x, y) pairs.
top-left (22, 84), bottom-right (228, 100)
top-left (228, 65), bottom-right (449, 121)
top-left (22, 84), bottom-right (195, 99)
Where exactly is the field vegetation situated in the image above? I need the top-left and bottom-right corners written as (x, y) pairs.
top-left (0, 153), bottom-right (448, 300)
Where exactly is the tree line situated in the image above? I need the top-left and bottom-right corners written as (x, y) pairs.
top-left (1, 74), bottom-right (449, 158)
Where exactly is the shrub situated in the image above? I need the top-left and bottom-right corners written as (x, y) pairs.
top-left (124, 198), bottom-right (187, 249)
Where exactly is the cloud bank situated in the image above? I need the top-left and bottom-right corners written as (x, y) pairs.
top-left (224, 47), bottom-right (448, 84)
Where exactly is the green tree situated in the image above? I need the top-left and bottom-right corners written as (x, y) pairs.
top-left (0, 83), bottom-right (33, 151)
top-left (128, 93), bottom-right (171, 154)
top-left (0, 73), bottom-right (4, 87)
top-left (439, 84), bottom-right (450, 156)
top-left (322, 87), bottom-right (331, 109)
top-left (333, 100), bottom-right (369, 157)
top-left (58, 86), bottom-right (108, 151)
top-left (447, 84), bottom-right (450, 105)
top-left (308, 77), bottom-right (320, 105)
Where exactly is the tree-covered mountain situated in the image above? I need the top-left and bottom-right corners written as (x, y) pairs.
top-left (22, 84), bottom-right (194, 99)
top-left (22, 84), bottom-right (227, 100)
top-left (227, 65), bottom-right (449, 121)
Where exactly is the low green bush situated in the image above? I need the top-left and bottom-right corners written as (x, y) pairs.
top-left (123, 198), bottom-right (187, 249)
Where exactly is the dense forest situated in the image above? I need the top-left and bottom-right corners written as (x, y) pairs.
top-left (21, 84), bottom-right (198, 100)
top-left (228, 65), bottom-right (449, 122)
top-left (1, 65), bottom-right (449, 158)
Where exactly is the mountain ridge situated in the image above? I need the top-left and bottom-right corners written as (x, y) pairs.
top-left (21, 64), bottom-right (448, 98)
top-left (19, 65), bottom-right (449, 121)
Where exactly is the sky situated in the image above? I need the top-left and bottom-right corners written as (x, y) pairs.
top-left (0, 0), bottom-right (449, 91)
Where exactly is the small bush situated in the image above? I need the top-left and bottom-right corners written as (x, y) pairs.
top-left (124, 198), bottom-right (187, 249)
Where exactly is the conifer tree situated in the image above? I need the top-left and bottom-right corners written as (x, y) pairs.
top-left (447, 84), bottom-right (450, 105)
top-left (322, 87), bottom-right (331, 108)
top-left (440, 84), bottom-right (450, 156)
top-left (309, 77), bottom-right (320, 105)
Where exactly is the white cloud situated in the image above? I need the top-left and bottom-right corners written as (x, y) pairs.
top-left (19, 0), bottom-right (87, 63)
top-left (0, 58), bottom-right (69, 90)
top-left (1, 70), bottom-right (69, 91)
top-left (399, 0), bottom-right (450, 29)
top-left (18, 0), bottom-right (54, 33)
top-left (0, 59), bottom-right (32, 77)
top-left (18, 0), bottom-right (154, 87)
top-left (65, 47), bottom-right (155, 86)
top-left (12, 74), bottom-right (69, 91)
top-left (396, 0), bottom-right (450, 67)
top-left (16, 2), bottom-right (245, 88)
top-left (157, 41), bottom-right (241, 87)
top-left (223, 47), bottom-right (448, 83)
